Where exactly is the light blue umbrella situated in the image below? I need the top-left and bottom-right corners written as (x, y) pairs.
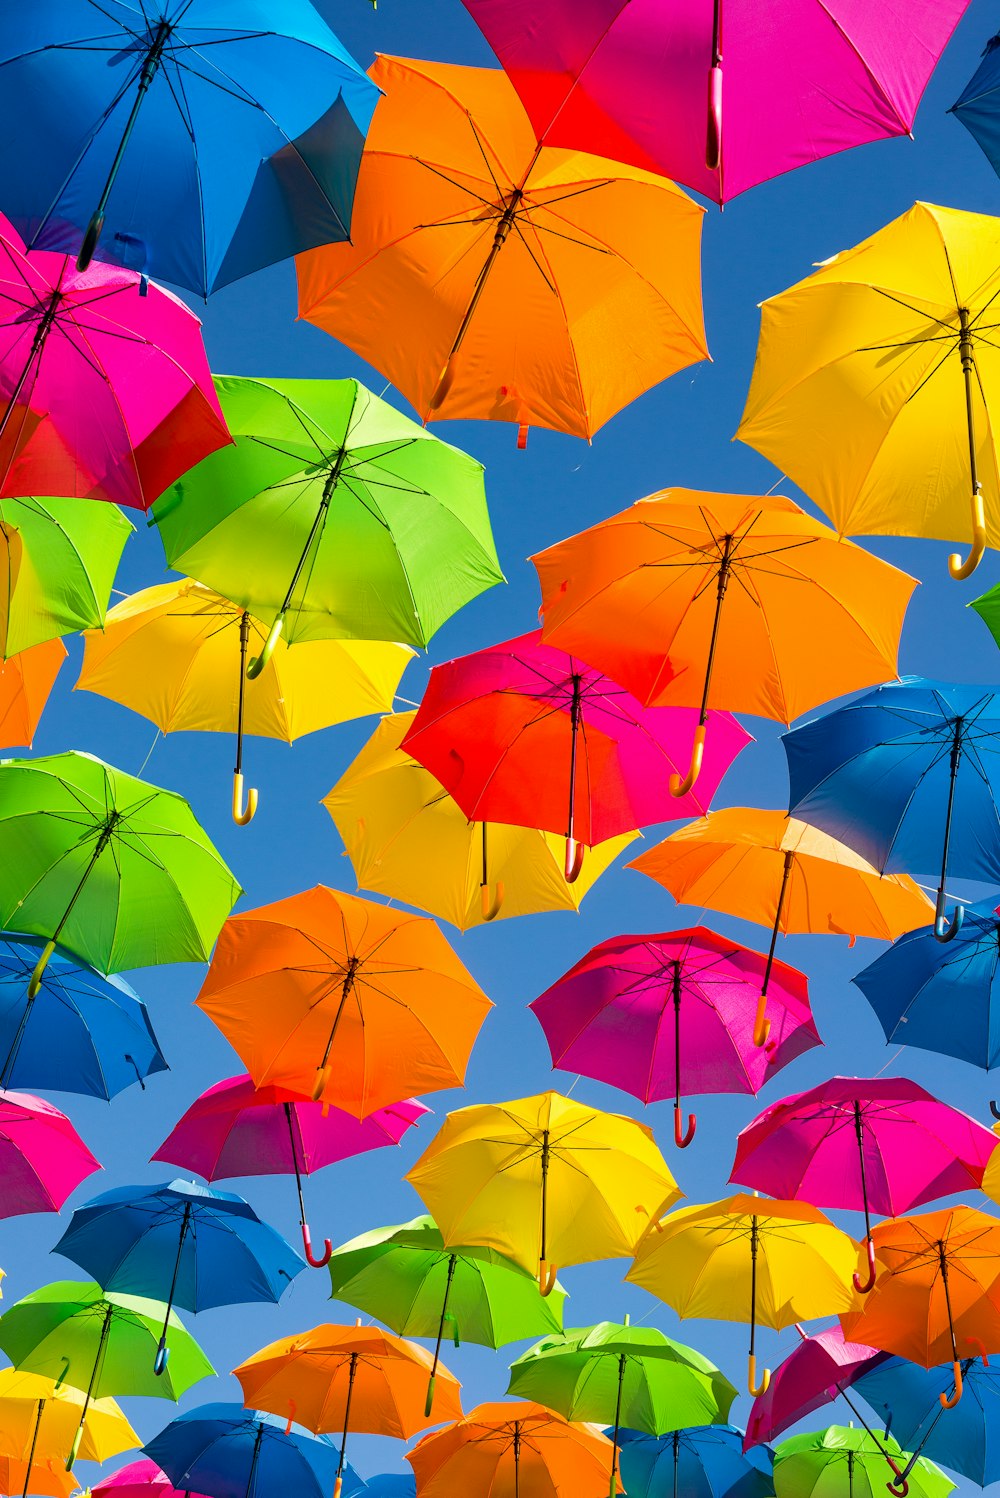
top-left (614, 1426), bottom-right (774, 1498)
top-left (855, 1354), bottom-right (1000, 1489)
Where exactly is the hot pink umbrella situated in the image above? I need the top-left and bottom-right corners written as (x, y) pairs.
top-left (402, 631), bottom-right (751, 883)
top-left (94, 1458), bottom-right (212, 1498)
top-left (744, 1327), bottom-right (889, 1453)
top-left (462, 0), bottom-right (969, 203)
top-left (0, 213), bottom-right (228, 509)
top-left (152, 1074), bottom-right (429, 1268)
top-left (731, 1077), bottom-right (997, 1295)
top-left (530, 925), bottom-right (820, 1147)
top-left (0, 1089), bottom-right (100, 1215)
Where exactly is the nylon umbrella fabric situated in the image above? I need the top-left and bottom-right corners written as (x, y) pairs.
top-left (0, 639), bottom-right (65, 749)
top-left (743, 1327), bottom-right (888, 1451)
top-left (854, 1353), bottom-right (1000, 1487)
top-left (0, 1089), bottom-right (100, 1217)
top-left (773, 1426), bottom-right (952, 1498)
top-left (614, 1425), bottom-right (774, 1498)
top-left (0, 1368), bottom-right (139, 1476)
top-left (94, 1457), bottom-right (214, 1498)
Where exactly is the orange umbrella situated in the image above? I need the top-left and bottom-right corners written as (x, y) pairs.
top-left (840, 1206), bottom-right (1000, 1408)
top-left (196, 886), bottom-right (491, 1118)
top-left (0, 1453), bottom-right (75, 1498)
top-left (235, 1323), bottom-right (462, 1498)
top-left (296, 55), bottom-right (707, 445)
top-left (0, 639), bottom-right (64, 749)
top-left (407, 1400), bottom-right (617, 1498)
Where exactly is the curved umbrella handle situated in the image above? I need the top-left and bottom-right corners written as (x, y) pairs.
top-left (885, 1457), bottom-right (909, 1497)
top-left (153, 1338), bottom-right (169, 1376)
top-left (853, 1238), bottom-right (877, 1294)
top-left (753, 993), bottom-right (770, 1048)
top-left (564, 838), bottom-right (585, 884)
top-left (247, 616), bottom-right (282, 679)
top-left (669, 724), bottom-right (706, 798)
top-left (424, 1374), bottom-right (437, 1420)
top-left (66, 1425), bottom-right (84, 1472)
top-left (748, 1353), bottom-right (770, 1397)
top-left (538, 1260), bottom-right (559, 1297)
top-left (334, 1478), bottom-right (344, 1498)
top-left (480, 881), bottom-right (504, 921)
top-left (429, 352), bottom-right (459, 412)
top-left (232, 772), bottom-right (258, 826)
top-left (27, 940), bottom-right (55, 1000)
top-left (948, 489), bottom-right (987, 580)
top-left (311, 1066), bottom-right (330, 1102)
top-left (706, 63), bottom-right (723, 171)
top-left (284, 1401), bottom-right (297, 1435)
top-left (990, 1101), bottom-right (1000, 1121)
top-left (674, 1104), bottom-right (696, 1148)
top-left (302, 1222), bottom-right (332, 1269)
top-left (934, 902), bottom-right (965, 943)
top-left (940, 1360), bottom-right (964, 1408)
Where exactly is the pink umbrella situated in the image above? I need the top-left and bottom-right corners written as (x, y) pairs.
top-left (0, 1089), bottom-right (100, 1214)
top-left (152, 1074), bottom-right (429, 1268)
top-left (461, 0), bottom-right (969, 203)
top-left (731, 1077), bottom-right (997, 1294)
top-left (402, 631), bottom-right (751, 882)
top-left (94, 1458), bottom-right (212, 1498)
top-left (0, 213), bottom-right (228, 509)
top-left (744, 1327), bottom-right (889, 1453)
top-left (530, 925), bottom-right (820, 1147)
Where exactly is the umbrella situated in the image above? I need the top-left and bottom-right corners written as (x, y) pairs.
top-left (840, 1207), bottom-right (1000, 1407)
top-left (460, 0), bottom-right (967, 203)
top-left (407, 1401), bottom-right (617, 1498)
top-left (0, 640), bottom-right (64, 748)
top-left (143, 1403), bottom-right (363, 1498)
top-left (326, 1215), bottom-right (565, 1416)
top-left (94, 1457), bottom-right (213, 1498)
top-left (784, 679), bottom-right (1000, 942)
top-left (774, 1427), bottom-right (952, 1498)
top-left (0, 1369), bottom-right (138, 1493)
top-left (0, 1452), bottom-right (75, 1497)
top-left (53, 1179), bottom-right (304, 1373)
top-left (152, 1074), bottom-right (429, 1270)
top-left (0, 934), bottom-right (166, 1099)
top-left (744, 1327), bottom-right (889, 1454)
top-left (614, 1425), bottom-right (774, 1498)
top-left (507, 1322), bottom-right (736, 1495)
top-left (626, 1195), bottom-right (859, 1395)
top-left (0, 3), bottom-right (378, 296)
top-left (953, 36), bottom-right (1000, 192)
top-left (401, 631), bottom-right (750, 883)
top-left (235, 1325), bottom-right (462, 1498)
top-left (738, 202), bottom-right (1000, 580)
top-left (730, 1078), bottom-right (997, 1293)
top-left (0, 750), bottom-right (241, 996)
top-left (296, 55), bottom-right (708, 445)
top-left (0, 1281), bottom-right (213, 1467)
top-left (323, 710), bottom-right (637, 928)
top-left (196, 886), bottom-right (491, 1118)
top-left (854, 1353), bottom-right (1000, 1488)
top-left (529, 926), bottom-right (819, 1146)
top-left (0, 496), bottom-right (132, 657)
top-left (533, 488), bottom-right (913, 797)
top-left (152, 376), bottom-right (503, 671)
top-left (406, 1091), bottom-right (681, 1294)
top-left (360, 1478), bottom-right (413, 1498)
top-left (76, 578), bottom-right (414, 824)
top-left (0, 1089), bottom-right (100, 1217)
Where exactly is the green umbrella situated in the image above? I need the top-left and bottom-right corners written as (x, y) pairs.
top-left (327, 1214), bottom-right (566, 1416)
top-left (970, 583), bottom-right (1000, 655)
top-left (0, 1280), bottom-right (214, 1469)
top-left (152, 376), bottom-right (505, 675)
top-left (774, 1427), bottom-right (953, 1498)
top-left (0, 750), bottom-right (241, 995)
top-left (0, 497), bottom-right (132, 657)
top-left (507, 1321), bottom-right (737, 1498)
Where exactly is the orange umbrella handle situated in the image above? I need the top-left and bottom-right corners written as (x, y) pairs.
top-left (752, 993), bottom-right (770, 1048)
top-left (948, 488), bottom-right (987, 581)
top-left (232, 772), bottom-right (258, 826)
top-left (967, 1337), bottom-right (990, 1366)
top-left (853, 1238), bottom-right (877, 1295)
top-left (940, 1360), bottom-right (964, 1409)
top-left (481, 882), bottom-right (504, 921)
top-left (747, 1353), bottom-right (770, 1397)
top-left (669, 724), bottom-right (706, 798)
top-left (538, 1261), bottom-right (559, 1297)
top-left (565, 839), bottom-right (585, 883)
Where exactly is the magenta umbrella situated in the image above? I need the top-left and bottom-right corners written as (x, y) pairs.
top-left (731, 1077), bottom-right (997, 1295)
top-left (530, 925), bottom-right (820, 1148)
top-left (744, 1327), bottom-right (890, 1455)
top-left (0, 212), bottom-right (228, 509)
top-left (0, 1089), bottom-right (100, 1215)
top-left (151, 1074), bottom-right (429, 1269)
top-left (462, 0), bottom-right (969, 203)
top-left (94, 1457), bottom-right (212, 1498)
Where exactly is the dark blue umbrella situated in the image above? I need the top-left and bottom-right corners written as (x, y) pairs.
top-left (855, 1353), bottom-right (1000, 1489)
top-left (784, 678), bottom-right (1000, 943)
top-left (53, 1179), bottom-right (304, 1372)
top-left (612, 1426), bottom-right (774, 1498)
top-left (953, 36), bottom-right (1000, 186)
top-left (144, 1403), bottom-right (366, 1498)
top-left (0, 1), bottom-right (378, 297)
top-left (0, 932), bottom-right (166, 1099)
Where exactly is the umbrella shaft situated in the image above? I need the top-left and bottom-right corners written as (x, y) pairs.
top-left (853, 1101), bottom-right (873, 1242)
top-left (275, 454), bottom-right (343, 623)
top-left (711, 0), bottom-right (723, 63)
top-left (762, 851), bottom-right (793, 997)
top-left (748, 1216), bottom-right (758, 1356)
top-left (431, 1256), bottom-right (457, 1378)
top-left (959, 306), bottom-right (980, 495)
top-left (610, 1354), bottom-right (626, 1487)
top-left (245, 1423), bottom-right (265, 1498)
top-left (512, 1424), bottom-right (521, 1498)
top-left (938, 1243), bottom-right (959, 1361)
top-left (539, 1129), bottom-right (551, 1262)
top-left (0, 979), bottom-right (37, 1088)
top-left (566, 675), bottom-right (583, 842)
top-left (21, 1400), bottom-right (43, 1498)
top-left (235, 612), bottom-right (250, 774)
top-left (673, 1431), bottom-right (679, 1498)
top-left (0, 289), bottom-right (61, 445)
top-left (92, 19), bottom-right (173, 221)
top-left (937, 724), bottom-right (963, 919)
top-left (163, 1203), bottom-right (193, 1329)
top-left (319, 959), bottom-right (360, 1071)
top-left (284, 1103), bottom-right (309, 1224)
top-left (338, 1355), bottom-right (358, 1476)
top-left (696, 536), bottom-right (734, 724)
top-left (672, 962), bottom-right (682, 1110)
top-left (51, 815), bottom-right (120, 947)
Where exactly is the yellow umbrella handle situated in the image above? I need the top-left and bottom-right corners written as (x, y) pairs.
top-left (27, 940), bottom-right (56, 1000)
top-left (752, 993), bottom-right (770, 1048)
top-left (948, 488), bottom-right (987, 580)
top-left (232, 772), bottom-right (258, 826)
top-left (670, 724), bottom-right (706, 798)
top-left (940, 1360), bottom-right (964, 1408)
top-left (480, 881), bottom-right (504, 921)
top-left (747, 1353), bottom-right (770, 1397)
top-left (564, 838), bottom-right (585, 884)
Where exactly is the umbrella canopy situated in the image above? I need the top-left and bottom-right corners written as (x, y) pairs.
top-left (94, 1457), bottom-right (214, 1498)
top-left (529, 926), bottom-right (819, 1146)
top-left (0, 1369), bottom-right (138, 1470)
top-left (774, 1427), bottom-right (952, 1498)
top-left (323, 711), bottom-right (637, 928)
top-left (0, 1452), bottom-right (75, 1497)
top-left (406, 1091), bottom-right (681, 1293)
top-left (626, 1195), bottom-right (859, 1396)
top-left (954, 37), bottom-right (1000, 187)
top-left (854, 1353), bottom-right (1000, 1488)
top-left (0, 639), bottom-right (64, 748)
top-left (296, 55), bottom-right (707, 444)
top-left (738, 202), bottom-right (1000, 580)
top-left (0, 933), bottom-right (166, 1099)
top-left (0, 1089), bottom-right (100, 1217)
top-left (615, 1425), bottom-right (774, 1498)
top-left (153, 376), bottom-right (503, 666)
top-left (407, 1401), bottom-right (617, 1498)
top-left (460, 0), bottom-right (967, 203)
top-left (196, 886), bottom-right (491, 1118)
top-left (744, 1327), bottom-right (888, 1452)
top-left (402, 631), bottom-right (750, 883)
top-left (360, 1478), bottom-right (413, 1498)
top-left (0, 2), bottom-right (378, 297)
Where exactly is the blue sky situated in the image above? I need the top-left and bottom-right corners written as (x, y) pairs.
top-left (9, 0), bottom-right (1000, 1492)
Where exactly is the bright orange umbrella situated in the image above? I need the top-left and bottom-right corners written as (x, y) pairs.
top-left (196, 886), bottom-right (492, 1118)
top-left (234, 1323), bottom-right (462, 1498)
top-left (407, 1400), bottom-right (617, 1498)
top-left (0, 639), bottom-right (64, 749)
top-left (296, 55), bottom-right (707, 445)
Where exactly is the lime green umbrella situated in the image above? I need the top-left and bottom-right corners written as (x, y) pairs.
top-left (0, 497), bottom-right (132, 657)
top-left (774, 1427), bottom-right (953, 1498)
top-left (327, 1214), bottom-right (566, 1415)
top-left (970, 583), bottom-right (1000, 655)
top-left (152, 376), bottom-right (504, 675)
top-left (0, 750), bottom-right (241, 995)
top-left (0, 1280), bottom-right (214, 1469)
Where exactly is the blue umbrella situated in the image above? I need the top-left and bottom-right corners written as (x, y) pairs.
top-left (0, 1), bottom-right (378, 297)
top-left (362, 1479), bottom-right (414, 1498)
top-left (612, 1426), bottom-right (774, 1498)
top-left (784, 679), bottom-right (1000, 943)
top-left (854, 1354), bottom-right (1000, 1489)
top-left (53, 1179), bottom-right (304, 1372)
top-left (144, 1403), bottom-right (365, 1498)
top-left (953, 36), bottom-right (1000, 186)
top-left (0, 932), bottom-right (166, 1099)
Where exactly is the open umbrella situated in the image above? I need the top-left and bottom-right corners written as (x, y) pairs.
top-left (774, 1427), bottom-right (952, 1498)
top-left (744, 1328), bottom-right (889, 1455)
top-left (854, 1353), bottom-right (1000, 1489)
top-left (0, 3), bottom-right (378, 296)
top-left (297, 55), bottom-right (708, 445)
top-left (0, 1369), bottom-right (139, 1498)
top-left (362, 1478), bottom-right (413, 1498)
top-left (0, 640), bottom-right (64, 749)
top-left (954, 36), bottom-right (1000, 188)
top-left (0, 1090), bottom-right (100, 1217)
top-left (0, 1452), bottom-right (75, 1497)
top-left (94, 1458), bottom-right (213, 1498)
top-left (143, 1404), bottom-right (363, 1498)
top-left (615, 1425), bottom-right (774, 1498)
top-left (407, 1402), bottom-right (617, 1498)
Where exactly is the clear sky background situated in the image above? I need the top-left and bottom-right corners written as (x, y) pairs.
top-left (11, 1), bottom-right (1000, 1492)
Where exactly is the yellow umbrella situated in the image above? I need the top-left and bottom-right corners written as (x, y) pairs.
top-left (626, 1194), bottom-right (859, 1397)
top-left (323, 711), bottom-right (638, 928)
top-left (76, 579), bottom-right (414, 825)
top-left (406, 1091), bottom-right (681, 1296)
top-left (0, 1370), bottom-right (138, 1482)
top-left (737, 201), bottom-right (1000, 579)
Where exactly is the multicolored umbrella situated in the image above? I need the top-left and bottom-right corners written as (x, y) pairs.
top-left (407, 1402), bottom-right (617, 1498)
top-left (854, 1352), bottom-right (1000, 1488)
top-left (93, 1457), bottom-right (213, 1498)
top-left (744, 1327), bottom-right (889, 1454)
top-left (0, 1089), bottom-right (100, 1217)
top-left (143, 1404), bottom-right (363, 1498)
top-left (0, 639), bottom-right (64, 748)
top-left (615, 1425), bottom-right (774, 1498)
top-left (0, 1369), bottom-right (139, 1486)
top-left (774, 1427), bottom-right (952, 1498)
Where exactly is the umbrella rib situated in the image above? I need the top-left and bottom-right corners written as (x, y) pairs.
top-left (870, 287), bottom-right (958, 333)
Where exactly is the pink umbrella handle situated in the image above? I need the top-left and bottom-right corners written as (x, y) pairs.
top-left (674, 1105), bottom-right (696, 1148)
top-left (564, 838), bottom-right (585, 883)
top-left (669, 724), bottom-right (705, 798)
top-left (706, 63), bottom-right (723, 171)
top-left (940, 1360), bottom-right (963, 1408)
top-left (853, 1238), bottom-right (877, 1294)
top-left (480, 882), bottom-right (504, 921)
top-left (301, 1222), bottom-right (332, 1269)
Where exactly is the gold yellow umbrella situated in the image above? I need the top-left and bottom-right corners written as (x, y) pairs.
top-left (0, 1370), bottom-right (139, 1484)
